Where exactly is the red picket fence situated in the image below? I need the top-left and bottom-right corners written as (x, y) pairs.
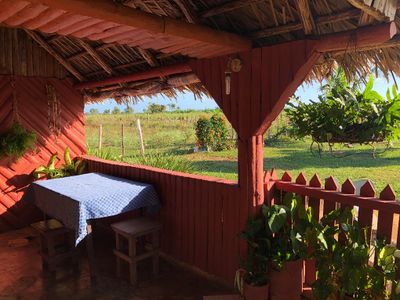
top-left (264, 169), bottom-right (399, 286)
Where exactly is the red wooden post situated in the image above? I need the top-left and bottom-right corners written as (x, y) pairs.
top-left (377, 184), bottom-right (396, 243)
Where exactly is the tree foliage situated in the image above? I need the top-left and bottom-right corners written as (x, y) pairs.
top-left (286, 69), bottom-right (400, 146)
top-left (195, 113), bottom-right (231, 151)
top-left (146, 103), bottom-right (166, 114)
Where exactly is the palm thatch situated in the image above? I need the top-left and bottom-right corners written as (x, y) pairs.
top-left (1, 0), bottom-right (400, 102)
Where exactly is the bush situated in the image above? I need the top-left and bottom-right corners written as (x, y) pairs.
top-left (195, 113), bottom-right (231, 151)
top-left (195, 117), bottom-right (212, 150)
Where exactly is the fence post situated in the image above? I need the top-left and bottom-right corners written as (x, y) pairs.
top-left (136, 119), bottom-right (145, 156)
top-left (121, 123), bottom-right (125, 157)
top-left (98, 124), bottom-right (103, 150)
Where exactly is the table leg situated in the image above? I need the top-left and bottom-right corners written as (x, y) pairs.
top-left (86, 221), bottom-right (98, 284)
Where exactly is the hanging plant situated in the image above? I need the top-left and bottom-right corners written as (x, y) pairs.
top-left (0, 122), bottom-right (37, 159)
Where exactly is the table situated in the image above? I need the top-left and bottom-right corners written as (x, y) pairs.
top-left (23, 172), bottom-right (161, 281)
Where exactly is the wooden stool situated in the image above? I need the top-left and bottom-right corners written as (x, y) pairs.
top-left (31, 219), bottom-right (78, 274)
top-left (111, 217), bottom-right (162, 285)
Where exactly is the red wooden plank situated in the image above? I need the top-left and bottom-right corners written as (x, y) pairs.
top-left (207, 181), bottom-right (216, 273)
top-left (200, 179), bottom-right (209, 271)
top-left (182, 177), bottom-right (190, 263)
top-left (176, 176), bottom-right (183, 260)
top-left (323, 176), bottom-right (338, 216)
top-left (377, 184), bottom-right (395, 243)
top-left (214, 183), bottom-right (224, 278)
top-left (357, 181), bottom-right (375, 243)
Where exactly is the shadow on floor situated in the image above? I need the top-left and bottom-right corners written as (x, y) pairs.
top-left (0, 227), bottom-right (233, 300)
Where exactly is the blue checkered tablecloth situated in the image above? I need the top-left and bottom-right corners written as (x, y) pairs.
top-left (23, 173), bottom-right (161, 244)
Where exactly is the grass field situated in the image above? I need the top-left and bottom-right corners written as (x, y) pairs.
top-left (85, 110), bottom-right (400, 194)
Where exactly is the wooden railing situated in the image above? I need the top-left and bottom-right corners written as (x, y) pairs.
top-left (264, 169), bottom-right (399, 285)
top-left (83, 156), bottom-right (247, 282)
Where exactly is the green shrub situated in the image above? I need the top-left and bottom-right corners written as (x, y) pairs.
top-left (195, 117), bottom-right (212, 150)
top-left (195, 113), bottom-right (231, 151)
top-left (0, 122), bottom-right (36, 159)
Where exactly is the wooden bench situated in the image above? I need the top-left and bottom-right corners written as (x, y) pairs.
top-left (111, 217), bottom-right (162, 285)
top-left (31, 219), bottom-right (78, 275)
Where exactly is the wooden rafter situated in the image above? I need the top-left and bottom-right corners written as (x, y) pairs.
top-left (347, 0), bottom-right (397, 22)
top-left (295, 0), bottom-right (316, 35)
top-left (117, 0), bottom-right (161, 68)
top-left (25, 0), bottom-right (251, 52)
top-left (136, 47), bottom-right (159, 68)
top-left (75, 62), bottom-right (191, 90)
top-left (76, 39), bottom-right (113, 75)
top-left (173, 0), bottom-right (198, 24)
top-left (251, 9), bottom-right (360, 39)
top-left (199, 0), bottom-right (263, 18)
top-left (24, 29), bottom-right (85, 81)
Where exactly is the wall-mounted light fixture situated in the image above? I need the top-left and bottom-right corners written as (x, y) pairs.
top-left (225, 58), bottom-right (242, 95)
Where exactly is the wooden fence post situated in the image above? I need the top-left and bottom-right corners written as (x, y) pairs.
top-left (121, 123), bottom-right (125, 157)
top-left (136, 119), bottom-right (145, 156)
top-left (98, 124), bottom-right (103, 150)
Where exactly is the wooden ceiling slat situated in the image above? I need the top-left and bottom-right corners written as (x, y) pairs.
top-left (200, 0), bottom-right (264, 19)
top-left (0, 1), bottom-right (30, 23)
top-left (21, 8), bottom-right (65, 30)
top-left (3, 3), bottom-right (47, 26)
top-left (76, 39), bottom-right (113, 75)
top-left (24, 29), bottom-right (85, 81)
top-left (57, 18), bottom-right (103, 35)
top-left (71, 21), bottom-right (117, 39)
top-left (39, 13), bottom-right (89, 33)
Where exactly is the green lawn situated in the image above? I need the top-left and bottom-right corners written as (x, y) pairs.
top-left (85, 112), bottom-right (400, 195)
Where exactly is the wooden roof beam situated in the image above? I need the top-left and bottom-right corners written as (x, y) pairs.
top-left (199, 0), bottom-right (264, 19)
top-left (75, 62), bottom-right (191, 90)
top-left (25, 0), bottom-right (251, 52)
top-left (315, 22), bottom-right (397, 53)
top-left (24, 29), bottom-right (85, 81)
top-left (295, 0), bottom-right (317, 35)
top-left (347, 0), bottom-right (397, 22)
top-left (76, 39), bottom-right (114, 75)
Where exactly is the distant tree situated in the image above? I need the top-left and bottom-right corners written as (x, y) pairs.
top-left (103, 109), bottom-right (111, 114)
top-left (167, 103), bottom-right (177, 111)
top-left (124, 106), bottom-right (134, 114)
top-left (147, 103), bottom-right (166, 113)
top-left (89, 108), bottom-right (99, 115)
top-left (112, 106), bottom-right (121, 114)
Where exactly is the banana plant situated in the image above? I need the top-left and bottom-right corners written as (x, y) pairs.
top-left (33, 147), bottom-right (85, 179)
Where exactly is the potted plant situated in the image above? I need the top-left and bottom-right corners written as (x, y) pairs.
top-left (235, 216), bottom-right (271, 300)
top-left (263, 193), bottom-right (312, 300)
top-left (311, 208), bottom-right (400, 300)
top-left (33, 147), bottom-right (86, 179)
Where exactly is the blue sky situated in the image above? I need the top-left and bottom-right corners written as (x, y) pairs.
top-left (84, 76), bottom-right (397, 113)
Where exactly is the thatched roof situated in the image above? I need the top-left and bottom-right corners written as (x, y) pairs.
top-left (0, 0), bottom-right (399, 102)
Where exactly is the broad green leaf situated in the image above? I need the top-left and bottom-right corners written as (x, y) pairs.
top-left (268, 206), bottom-right (287, 233)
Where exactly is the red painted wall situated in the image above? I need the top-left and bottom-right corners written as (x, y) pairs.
top-left (0, 76), bottom-right (85, 232)
top-left (84, 156), bottom-right (243, 282)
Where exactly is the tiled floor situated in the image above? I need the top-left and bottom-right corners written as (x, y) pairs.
top-left (0, 227), bottom-right (234, 300)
